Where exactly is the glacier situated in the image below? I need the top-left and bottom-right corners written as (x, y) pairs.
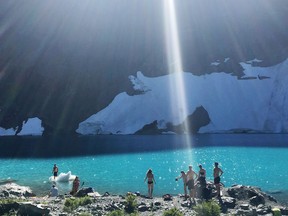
top-left (77, 59), bottom-right (288, 135)
top-left (0, 117), bottom-right (44, 136)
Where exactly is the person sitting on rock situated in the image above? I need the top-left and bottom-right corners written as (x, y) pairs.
top-left (49, 184), bottom-right (58, 197)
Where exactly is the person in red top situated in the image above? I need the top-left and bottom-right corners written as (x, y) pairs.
top-left (71, 176), bottom-right (80, 195)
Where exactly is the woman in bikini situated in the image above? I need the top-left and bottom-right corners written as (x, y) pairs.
top-left (144, 169), bottom-right (156, 198)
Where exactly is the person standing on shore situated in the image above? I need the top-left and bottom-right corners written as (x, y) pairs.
top-left (175, 171), bottom-right (188, 199)
top-left (71, 176), bottom-right (80, 196)
top-left (52, 164), bottom-right (58, 180)
top-left (144, 169), bottom-right (156, 198)
top-left (186, 165), bottom-right (198, 202)
top-left (213, 162), bottom-right (224, 197)
top-left (197, 164), bottom-right (206, 186)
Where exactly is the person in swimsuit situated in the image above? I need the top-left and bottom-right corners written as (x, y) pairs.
top-left (213, 162), bottom-right (223, 197)
top-left (186, 165), bottom-right (198, 202)
top-left (175, 171), bottom-right (188, 199)
top-left (197, 164), bottom-right (206, 187)
top-left (144, 169), bottom-right (156, 198)
top-left (52, 164), bottom-right (58, 180)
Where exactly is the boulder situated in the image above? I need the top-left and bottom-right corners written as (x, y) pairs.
top-left (154, 201), bottom-right (161, 206)
top-left (138, 204), bottom-right (149, 212)
top-left (240, 203), bottom-right (250, 210)
top-left (221, 196), bottom-right (236, 208)
top-left (227, 185), bottom-right (261, 200)
top-left (75, 187), bottom-right (94, 197)
top-left (256, 204), bottom-right (272, 215)
top-left (162, 194), bottom-right (173, 201)
top-left (234, 208), bottom-right (257, 216)
top-left (0, 202), bottom-right (20, 215)
top-left (280, 207), bottom-right (288, 215)
top-left (18, 202), bottom-right (50, 216)
top-left (0, 183), bottom-right (35, 198)
top-left (249, 195), bottom-right (265, 206)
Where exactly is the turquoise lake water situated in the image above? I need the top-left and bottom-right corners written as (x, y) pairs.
top-left (0, 134), bottom-right (287, 204)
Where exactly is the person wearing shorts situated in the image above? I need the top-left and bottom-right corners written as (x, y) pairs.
top-left (52, 164), bottom-right (58, 180)
top-left (186, 165), bottom-right (198, 202)
top-left (213, 162), bottom-right (223, 197)
top-left (175, 171), bottom-right (188, 199)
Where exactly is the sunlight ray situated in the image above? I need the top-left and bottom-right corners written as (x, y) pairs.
top-left (163, 0), bottom-right (193, 163)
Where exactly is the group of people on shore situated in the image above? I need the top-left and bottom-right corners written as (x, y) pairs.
top-left (144, 162), bottom-right (224, 201)
top-left (50, 162), bottom-right (223, 199)
top-left (49, 164), bottom-right (80, 197)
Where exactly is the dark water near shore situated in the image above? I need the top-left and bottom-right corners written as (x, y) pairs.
top-left (0, 134), bottom-right (287, 204)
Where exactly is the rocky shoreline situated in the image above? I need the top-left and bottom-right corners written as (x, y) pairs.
top-left (0, 183), bottom-right (287, 216)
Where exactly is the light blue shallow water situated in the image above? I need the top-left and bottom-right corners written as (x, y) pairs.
top-left (1, 145), bottom-right (288, 201)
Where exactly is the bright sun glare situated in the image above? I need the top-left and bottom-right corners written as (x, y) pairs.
top-left (163, 0), bottom-right (193, 160)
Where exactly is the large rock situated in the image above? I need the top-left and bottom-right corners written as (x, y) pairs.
top-left (221, 196), bottom-right (236, 208)
top-left (75, 187), bottom-right (94, 197)
top-left (0, 183), bottom-right (35, 198)
top-left (227, 185), bottom-right (266, 201)
top-left (18, 202), bottom-right (50, 216)
top-left (223, 185), bottom-right (285, 215)
top-left (250, 195), bottom-right (265, 206)
top-left (0, 202), bottom-right (20, 215)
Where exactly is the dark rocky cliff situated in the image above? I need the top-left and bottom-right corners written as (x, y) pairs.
top-left (0, 0), bottom-right (287, 135)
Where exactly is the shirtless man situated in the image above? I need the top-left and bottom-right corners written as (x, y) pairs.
top-left (186, 165), bottom-right (198, 202)
top-left (144, 169), bottom-right (156, 198)
top-left (213, 162), bottom-right (224, 197)
top-left (175, 171), bottom-right (188, 199)
top-left (52, 164), bottom-right (58, 180)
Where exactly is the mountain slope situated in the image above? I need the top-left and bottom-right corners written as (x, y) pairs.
top-left (0, 0), bottom-right (288, 135)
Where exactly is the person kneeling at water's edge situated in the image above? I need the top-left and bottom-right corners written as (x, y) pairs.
top-left (144, 169), bottom-right (156, 198)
